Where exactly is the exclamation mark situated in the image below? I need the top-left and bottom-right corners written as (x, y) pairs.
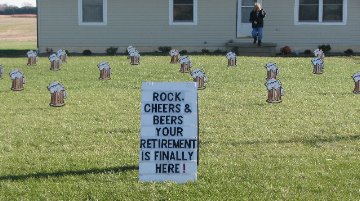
top-left (183, 164), bottom-right (186, 173)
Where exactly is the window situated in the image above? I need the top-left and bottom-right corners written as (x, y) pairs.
top-left (241, 0), bottom-right (257, 23)
top-left (295, 0), bottom-right (347, 25)
top-left (169, 0), bottom-right (198, 25)
top-left (78, 0), bottom-right (107, 25)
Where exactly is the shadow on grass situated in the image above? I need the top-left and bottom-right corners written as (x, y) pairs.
top-left (237, 134), bottom-right (360, 146)
top-left (201, 134), bottom-right (360, 147)
top-left (0, 165), bottom-right (138, 181)
top-left (0, 50), bottom-right (29, 57)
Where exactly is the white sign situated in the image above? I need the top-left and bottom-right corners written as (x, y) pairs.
top-left (139, 82), bottom-right (198, 183)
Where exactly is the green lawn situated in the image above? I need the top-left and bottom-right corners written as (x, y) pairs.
top-left (0, 41), bottom-right (36, 50)
top-left (0, 55), bottom-right (360, 200)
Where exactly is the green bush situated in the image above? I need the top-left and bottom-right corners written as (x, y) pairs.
top-left (344, 49), bottom-right (354, 56)
top-left (318, 44), bottom-right (331, 53)
top-left (82, 49), bottom-right (92, 56)
top-left (106, 47), bottom-right (118, 55)
top-left (213, 49), bottom-right (224, 55)
top-left (304, 49), bottom-right (312, 55)
top-left (179, 49), bottom-right (188, 55)
top-left (201, 49), bottom-right (210, 54)
top-left (158, 46), bottom-right (172, 54)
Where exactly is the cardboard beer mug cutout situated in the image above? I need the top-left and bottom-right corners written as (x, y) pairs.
top-left (9, 69), bottom-right (25, 91)
top-left (98, 61), bottom-right (112, 80)
top-left (311, 57), bottom-right (324, 74)
top-left (265, 62), bottom-right (279, 80)
top-left (127, 45), bottom-right (135, 59)
top-left (314, 49), bottom-right (325, 60)
top-left (226, 52), bottom-right (237, 67)
top-left (352, 72), bottom-right (360, 94)
top-left (191, 68), bottom-right (208, 90)
top-left (26, 50), bottom-right (38, 66)
top-left (127, 46), bottom-right (140, 65)
top-left (265, 78), bottom-right (284, 103)
top-left (169, 49), bottom-right (180, 64)
top-left (48, 81), bottom-right (67, 107)
top-left (49, 53), bottom-right (62, 71)
top-left (179, 56), bottom-right (191, 73)
top-left (57, 49), bottom-right (68, 63)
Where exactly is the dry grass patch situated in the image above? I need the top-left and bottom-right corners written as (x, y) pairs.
top-left (0, 15), bottom-right (36, 42)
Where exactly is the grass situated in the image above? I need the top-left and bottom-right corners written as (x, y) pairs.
top-left (0, 55), bottom-right (360, 200)
top-left (0, 41), bottom-right (36, 50)
top-left (0, 15), bottom-right (37, 51)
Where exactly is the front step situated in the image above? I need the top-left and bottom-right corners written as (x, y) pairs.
top-left (226, 42), bottom-right (277, 56)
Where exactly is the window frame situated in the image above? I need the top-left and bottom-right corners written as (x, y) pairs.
top-left (78, 0), bottom-right (107, 26)
top-left (169, 0), bottom-right (198, 25)
top-left (294, 0), bottom-right (347, 25)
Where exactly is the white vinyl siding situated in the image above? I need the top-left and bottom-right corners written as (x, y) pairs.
top-left (295, 0), bottom-right (347, 25)
top-left (78, 0), bottom-right (107, 25)
top-left (169, 0), bottom-right (198, 25)
top-left (37, 0), bottom-right (360, 53)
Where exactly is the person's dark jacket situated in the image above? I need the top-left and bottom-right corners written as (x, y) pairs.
top-left (249, 9), bottom-right (266, 28)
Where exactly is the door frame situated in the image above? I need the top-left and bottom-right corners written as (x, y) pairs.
top-left (236, 0), bottom-right (262, 38)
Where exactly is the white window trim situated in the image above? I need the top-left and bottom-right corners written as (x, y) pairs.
top-left (294, 0), bottom-right (347, 25)
top-left (169, 0), bottom-right (198, 25)
top-left (78, 0), bottom-right (107, 26)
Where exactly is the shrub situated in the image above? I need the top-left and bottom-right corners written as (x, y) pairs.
top-left (231, 47), bottom-right (240, 55)
top-left (213, 49), bottom-right (224, 55)
top-left (344, 49), bottom-right (354, 56)
top-left (280, 46), bottom-right (292, 55)
top-left (83, 49), bottom-right (92, 56)
top-left (45, 48), bottom-right (53, 54)
top-left (179, 49), bottom-right (188, 55)
top-left (318, 44), bottom-right (331, 53)
top-left (106, 47), bottom-right (118, 55)
top-left (201, 49), bottom-right (210, 54)
top-left (65, 49), bottom-right (70, 56)
top-left (158, 46), bottom-right (172, 54)
top-left (304, 49), bottom-right (312, 55)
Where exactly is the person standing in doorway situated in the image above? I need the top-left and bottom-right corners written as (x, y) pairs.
top-left (249, 3), bottom-right (266, 47)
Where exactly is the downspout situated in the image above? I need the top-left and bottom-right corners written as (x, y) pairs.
top-left (36, 0), bottom-right (39, 51)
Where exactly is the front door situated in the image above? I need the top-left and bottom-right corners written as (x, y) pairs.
top-left (237, 0), bottom-right (262, 37)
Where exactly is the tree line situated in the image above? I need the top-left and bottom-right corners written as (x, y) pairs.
top-left (0, 5), bottom-right (37, 15)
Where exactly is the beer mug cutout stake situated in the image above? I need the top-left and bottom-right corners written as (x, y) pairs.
top-left (265, 62), bottom-right (279, 80)
top-left (127, 46), bottom-right (140, 65)
top-left (169, 49), bottom-right (180, 64)
top-left (179, 56), bottom-right (191, 73)
top-left (26, 50), bottom-right (38, 66)
top-left (49, 53), bottom-right (62, 71)
top-left (265, 78), bottom-right (284, 103)
top-left (226, 52), bottom-right (237, 67)
top-left (352, 72), bottom-right (360, 94)
top-left (98, 61), bottom-right (112, 80)
top-left (311, 57), bottom-right (324, 74)
top-left (127, 46), bottom-right (135, 59)
top-left (57, 49), bottom-right (68, 63)
top-left (130, 51), bottom-right (140, 65)
top-left (0, 65), bottom-right (4, 79)
top-left (9, 69), bottom-right (25, 91)
top-left (48, 81), bottom-right (67, 107)
top-left (191, 68), bottom-right (208, 90)
top-left (314, 49), bottom-right (325, 60)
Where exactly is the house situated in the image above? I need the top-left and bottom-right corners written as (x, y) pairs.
top-left (37, 0), bottom-right (360, 54)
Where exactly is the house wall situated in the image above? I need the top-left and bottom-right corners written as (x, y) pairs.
top-left (38, 0), bottom-right (238, 53)
top-left (263, 0), bottom-right (360, 52)
top-left (38, 0), bottom-right (360, 54)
